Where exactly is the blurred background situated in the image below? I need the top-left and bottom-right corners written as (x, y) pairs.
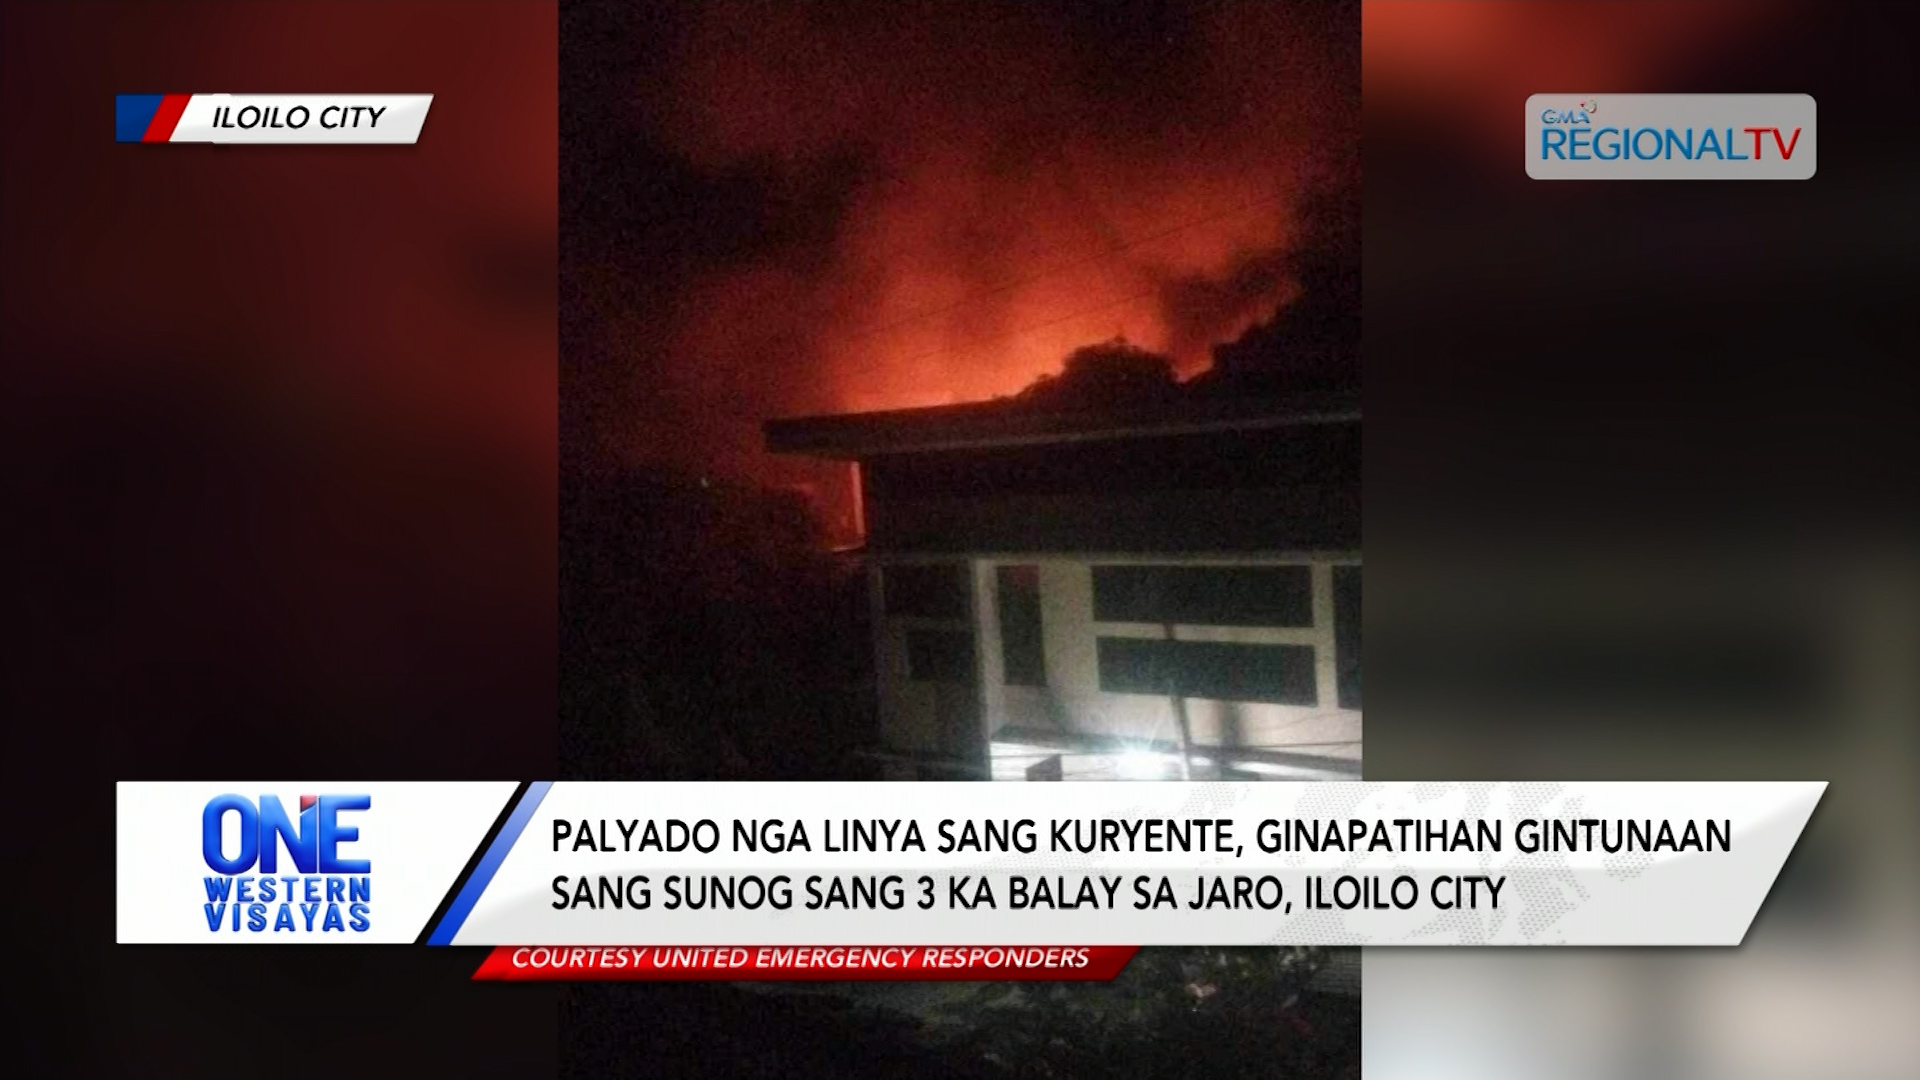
top-left (9, 0), bottom-right (1918, 1075)
top-left (1362, 2), bottom-right (1920, 1078)
top-left (4, 1), bottom-right (558, 1073)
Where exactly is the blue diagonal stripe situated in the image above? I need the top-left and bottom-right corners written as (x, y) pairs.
top-left (116, 95), bottom-right (164, 142)
top-left (427, 781), bottom-right (552, 946)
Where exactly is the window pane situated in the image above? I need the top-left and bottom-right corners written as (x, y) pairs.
top-left (1092, 565), bottom-right (1312, 627)
top-left (907, 629), bottom-right (975, 683)
top-left (1096, 638), bottom-right (1317, 706)
top-left (884, 563), bottom-right (970, 619)
top-left (1334, 565), bottom-right (1361, 709)
top-left (996, 565), bottom-right (1047, 687)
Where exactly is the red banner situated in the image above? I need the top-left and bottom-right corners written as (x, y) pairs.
top-left (472, 945), bottom-right (1140, 981)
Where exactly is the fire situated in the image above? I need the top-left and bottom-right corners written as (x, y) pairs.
top-left (821, 170), bottom-right (1301, 413)
top-left (649, 1), bottom-right (1355, 419)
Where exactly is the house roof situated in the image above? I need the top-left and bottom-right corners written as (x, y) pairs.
top-left (764, 389), bottom-right (1360, 460)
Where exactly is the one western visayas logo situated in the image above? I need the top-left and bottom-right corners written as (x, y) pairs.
top-left (201, 794), bottom-right (372, 933)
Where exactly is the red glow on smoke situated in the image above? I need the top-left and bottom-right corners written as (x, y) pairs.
top-left (649, 2), bottom-right (1354, 418)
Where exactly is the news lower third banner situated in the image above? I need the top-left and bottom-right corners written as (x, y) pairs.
top-left (115, 95), bottom-right (432, 144)
top-left (118, 780), bottom-right (1823, 974)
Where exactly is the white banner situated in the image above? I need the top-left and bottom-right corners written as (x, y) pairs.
top-left (170, 95), bottom-right (433, 144)
top-left (113, 781), bottom-right (1822, 946)
top-left (438, 781), bottom-right (1822, 947)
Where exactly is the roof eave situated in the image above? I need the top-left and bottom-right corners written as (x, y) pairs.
top-left (764, 393), bottom-right (1361, 459)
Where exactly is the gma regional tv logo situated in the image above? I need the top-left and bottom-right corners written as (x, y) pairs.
top-left (1527, 94), bottom-right (1815, 179)
top-left (201, 794), bottom-right (373, 934)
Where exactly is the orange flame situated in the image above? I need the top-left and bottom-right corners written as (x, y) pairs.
top-left (653, 1), bottom-right (1354, 417)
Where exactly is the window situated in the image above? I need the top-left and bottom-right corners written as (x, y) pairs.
top-left (906, 629), bottom-right (975, 683)
top-left (884, 563), bottom-right (969, 620)
top-left (1096, 638), bottom-right (1317, 706)
top-left (1334, 565), bottom-right (1361, 710)
top-left (1092, 565), bottom-right (1313, 627)
top-left (996, 565), bottom-right (1047, 687)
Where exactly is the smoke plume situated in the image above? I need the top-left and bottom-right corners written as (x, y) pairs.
top-left (648, 1), bottom-right (1356, 415)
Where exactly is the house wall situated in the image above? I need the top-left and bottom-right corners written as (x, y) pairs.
top-left (873, 552), bottom-right (1361, 780)
top-left (869, 559), bottom-right (986, 771)
top-left (859, 422), bottom-right (1362, 779)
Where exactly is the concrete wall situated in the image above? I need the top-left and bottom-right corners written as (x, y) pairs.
top-left (874, 552), bottom-right (1361, 780)
top-left (870, 559), bottom-right (984, 768)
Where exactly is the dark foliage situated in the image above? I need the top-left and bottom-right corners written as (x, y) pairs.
top-left (1011, 187), bottom-right (1360, 408)
top-left (560, 467), bottom-right (876, 781)
top-left (1014, 339), bottom-right (1183, 410)
top-left (1200, 254), bottom-right (1360, 397)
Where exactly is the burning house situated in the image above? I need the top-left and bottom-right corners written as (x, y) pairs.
top-left (766, 384), bottom-right (1360, 782)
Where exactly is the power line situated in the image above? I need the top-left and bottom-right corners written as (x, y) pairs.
top-left (683, 282), bottom-right (1158, 423)
top-left (710, 189), bottom-right (1287, 359)
top-left (890, 281), bottom-right (1165, 370)
top-left (886, 190), bottom-right (1301, 369)
top-left (840, 190), bottom-right (1287, 349)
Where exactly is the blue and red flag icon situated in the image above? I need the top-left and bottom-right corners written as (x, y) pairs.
top-left (116, 94), bottom-right (193, 142)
